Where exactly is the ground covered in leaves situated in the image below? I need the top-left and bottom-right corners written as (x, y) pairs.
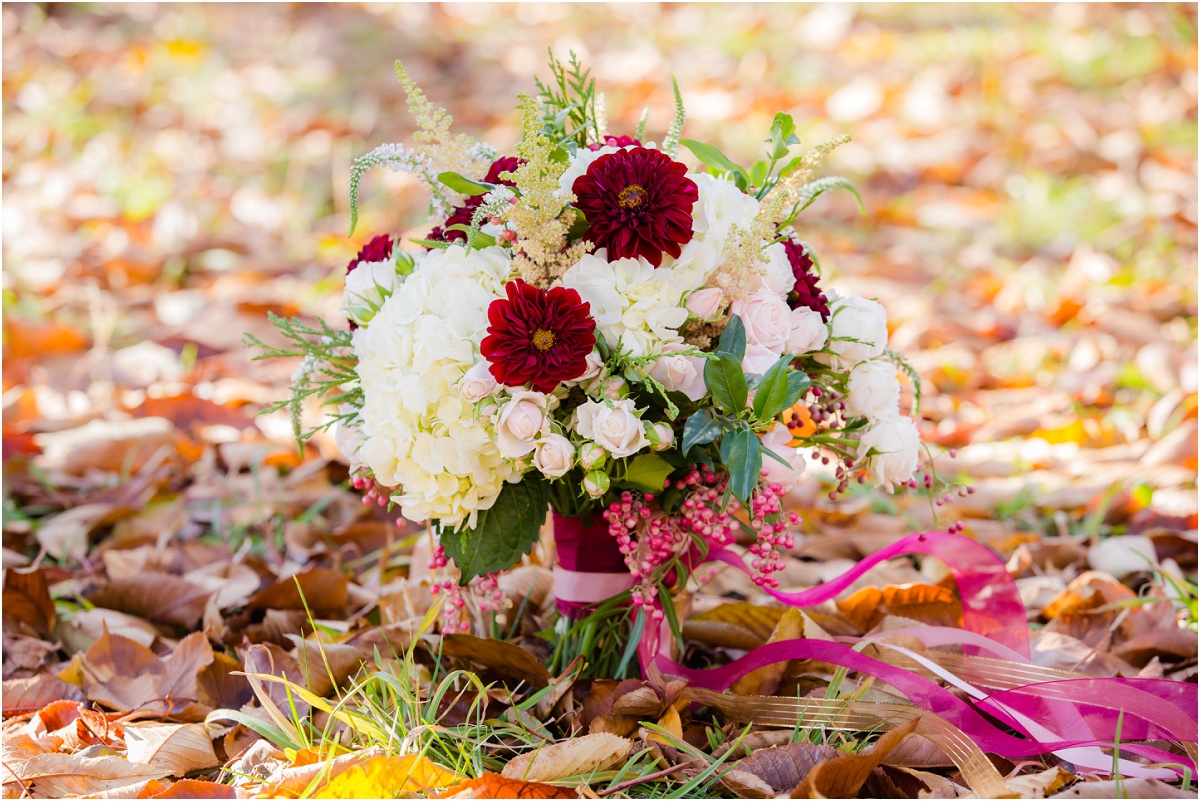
top-left (2, 4), bottom-right (1197, 799)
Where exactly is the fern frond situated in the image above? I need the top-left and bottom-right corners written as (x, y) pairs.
top-left (662, 77), bottom-right (685, 157)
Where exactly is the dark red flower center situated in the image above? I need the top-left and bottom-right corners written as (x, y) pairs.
top-left (531, 329), bottom-right (556, 351)
top-left (618, 184), bottom-right (647, 209)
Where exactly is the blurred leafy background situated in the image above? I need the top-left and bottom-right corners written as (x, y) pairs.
top-left (2, 2), bottom-right (1196, 557)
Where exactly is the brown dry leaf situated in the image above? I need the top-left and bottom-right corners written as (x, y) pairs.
top-left (2, 733), bottom-right (65, 763)
top-left (124, 722), bottom-right (219, 776)
top-left (196, 652), bottom-right (253, 711)
top-left (247, 569), bottom-right (348, 615)
top-left (792, 718), bottom-right (920, 798)
top-left (501, 733), bottom-right (632, 782)
top-left (580, 678), bottom-right (643, 736)
top-left (35, 504), bottom-right (123, 563)
top-left (439, 633), bottom-right (552, 688)
top-left (837, 584), bottom-right (962, 633)
top-left (721, 743), bottom-right (840, 798)
top-left (143, 778), bottom-right (237, 798)
top-left (1111, 627), bottom-right (1199, 667)
top-left (1050, 777), bottom-right (1194, 798)
top-left (3, 568), bottom-right (56, 637)
top-left (80, 630), bottom-right (214, 719)
top-left (682, 603), bottom-right (785, 650)
top-left (58, 607), bottom-right (162, 652)
top-left (2, 753), bottom-right (170, 798)
top-left (2, 674), bottom-right (86, 716)
top-left (1005, 766), bottom-right (1075, 798)
top-left (436, 773), bottom-right (579, 799)
top-left (732, 608), bottom-right (805, 696)
top-left (130, 394), bottom-right (253, 438)
top-left (34, 699), bottom-right (84, 733)
top-left (87, 573), bottom-right (213, 629)
top-left (286, 637), bottom-right (372, 697)
top-left (865, 764), bottom-right (967, 798)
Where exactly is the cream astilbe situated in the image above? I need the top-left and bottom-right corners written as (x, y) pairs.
top-left (706, 190), bottom-right (794, 307)
top-left (394, 60), bottom-right (491, 189)
top-left (507, 94), bottom-right (593, 288)
top-left (777, 134), bottom-right (852, 190)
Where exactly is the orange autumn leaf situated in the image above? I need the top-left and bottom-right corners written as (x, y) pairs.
top-left (436, 773), bottom-right (579, 799)
top-left (837, 584), bottom-right (963, 632)
top-left (313, 755), bottom-right (463, 798)
top-left (3, 320), bottom-right (90, 359)
top-left (143, 779), bottom-right (236, 798)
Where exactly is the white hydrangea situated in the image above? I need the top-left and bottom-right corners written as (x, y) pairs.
top-left (560, 251), bottom-right (688, 358)
top-left (353, 245), bottom-right (517, 526)
top-left (660, 173), bottom-right (761, 294)
top-left (339, 260), bottom-right (402, 327)
top-left (557, 146), bottom-right (620, 195)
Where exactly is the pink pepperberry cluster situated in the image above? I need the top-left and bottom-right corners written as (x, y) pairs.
top-left (746, 473), bottom-right (801, 588)
top-left (427, 544), bottom-right (469, 634)
top-left (468, 570), bottom-right (506, 613)
top-left (351, 471), bottom-right (392, 508)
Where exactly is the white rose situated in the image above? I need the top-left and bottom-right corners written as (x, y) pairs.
top-left (648, 343), bottom-right (708, 402)
top-left (459, 361), bottom-right (498, 403)
top-left (340, 260), bottom-right (400, 326)
top-left (844, 360), bottom-right (901, 420)
top-left (684, 287), bottom-right (725, 321)
top-left (533, 434), bottom-right (575, 478)
top-left (788, 308), bottom-right (829, 354)
top-left (828, 295), bottom-right (888, 366)
top-left (760, 425), bottom-right (806, 490)
top-left (583, 469), bottom-right (611, 498)
top-left (761, 243), bottom-right (795, 296)
top-left (575, 399), bottom-right (649, 458)
top-left (579, 441), bottom-right (607, 470)
top-left (579, 350), bottom-right (606, 381)
top-left (742, 342), bottom-right (782, 375)
top-left (691, 173), bottom-right (760, 252)
top-left (858, 414), bottom-right (920, 493)
top-left (601, 376), bottom-right (629, 400)
top-left (495, 391), bottom-right (548, 458)
top-left (647, 422), bottom-right (675, 452)
top-left (732, 291), bottom-right (793, 352)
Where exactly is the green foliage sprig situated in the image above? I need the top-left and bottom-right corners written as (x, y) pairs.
top-left (534, 50), bottom-right (598, 150)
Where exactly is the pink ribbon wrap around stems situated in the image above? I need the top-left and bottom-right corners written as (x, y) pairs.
top-left (552, 511), bottom-right (635, 619)
top-left (638, 530), bottom-right (1198, 778)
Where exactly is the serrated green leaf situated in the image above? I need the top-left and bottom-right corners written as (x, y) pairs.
top-left (720, 429), bottom-right (762, 503)
top-left (437, 171), bottom-right (492, 196)
top-left (717, 315), bottom-right (746, 360)
top-left (441, 479), bottom-right (549, 583)
top-left (682, 409), bottom-right (723, 455)
top-left (623, 453), bottom-right (674, 493)
top-left (752, 355), bottom-right (794, 421)
top-left (705, 354), bottom-right (748, 413)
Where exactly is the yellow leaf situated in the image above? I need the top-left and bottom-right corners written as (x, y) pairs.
top-left (649, 704), bottom-right (683, 745)
top-left (314, 755), bottom-right (463, 798)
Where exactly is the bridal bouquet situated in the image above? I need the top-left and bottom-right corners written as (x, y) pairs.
top-left (257, 55), bottom-right (927, 674)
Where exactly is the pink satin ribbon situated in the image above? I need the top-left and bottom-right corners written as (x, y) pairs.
top-left (553, 566), bottom-right (636, 605)
top-left (640, 530), bottom-right (1197, 777)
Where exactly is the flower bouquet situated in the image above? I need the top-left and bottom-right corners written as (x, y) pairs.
top-left (257, 54), bottom-right (929, 677)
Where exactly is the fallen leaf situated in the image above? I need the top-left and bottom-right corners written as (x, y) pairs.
top-left (682, 603), bottom-right (785, 650)
top-left (580, 678), bottom-right (643, 736)
top-left (501, 733), bottom-right (632, 782)
top-left (80, 630), bottom-right (214, 719)
top-left (2, 753), bottom-right (169, 798)
top-left (87, 572), bottom-right (213, 629)
top-left (793, 718), bottom-right (920, 798)
top-left (144, 778), bottom-right (237, 798)
top-left (313, 754), bottom-right (463, 798)
top-left (2, 674), bottom-right (86, 717)
top-left (436, 773), bottom-right (579, 799)
top-left (837, 584), bottom-right (962, 632)
top-left (3, 568), bottom-right (56, 637)
top-left (1005, 766), bottom-right (1075, 798)
top-left (721, 743), bottom-right (840, 798)
top-left (248, 569), bottom-right (348, 615)
top-left (438, 633), bottom-right (552, 688)
top-left (865, 764), bottom-right (967, 798)
top-left (732, 607), bottom-right (805, 696)
top-left (1050, 777), bottom-right (1194, 798)
top-left (124, 722), bottom-right (219, 775)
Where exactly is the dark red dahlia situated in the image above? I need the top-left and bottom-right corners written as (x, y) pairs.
top-left (784, 238), bottom-right (830, 319)
top-left (480, 279), bottom-right (596, 393)
top-left (588, 134), bottom-right (642, 151)
top-left (572, 146), bottom-right (698, 267)
top-left (429, 156), bottom-right (521, 243)
top-left (346, 234), bottom-right (394, 275)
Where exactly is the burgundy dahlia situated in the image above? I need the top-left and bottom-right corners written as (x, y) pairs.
top-left (784, 238), bottom-right (830, 319)
top-left (572, 146), bottom-right (698, 267)
top-left (346, 234), bottom-right (394, 275)
top-left (430, 156), bottom-right (521, 243)
top-left (480, 280), bottom-right (596, 393)
top-left (588, 134), bottom-right (642, 151)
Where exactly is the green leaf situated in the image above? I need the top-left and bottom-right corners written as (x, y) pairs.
top-left (623, 453), bottom-right (674, 493)
top-left (752, 355), bottom-right (795, 421)
top-left (720, 429), bottom-right (762, 503)
top-left (437, 171), bottom-right (493, 196)
top-left (441, 479), bottom-right (549, 583)
top-left (716, 315), bottom-right (746, 361)
top-left (767, 112), bottom-right (800, 160)
top-left (679, 139), bottom-right (749, 184)
top-left (443, 224), bottom-right (497, 249)
top-left (786, 371), bottom-right (812, 407)
top-left (682, 409), bottom-right (723, 455)
top-left (704, 354), bottom-right (748, 413)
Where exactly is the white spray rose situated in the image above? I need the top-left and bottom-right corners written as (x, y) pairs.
top-left (340, 260), bottom-right (400, 326)
top-left (788, 308), bottom-right (828, 353)
top-left (575, 399), bottom-right (650, 458)
top-left (459, 361), bottom-right (498, 403)
top-left (579, 441), bottom-right (608, 470)
top-left (761, 242), bottom-right (795, 296)
top-left (844, 360), bottom-right (901, 420)
top-left (533, 434), bottom-right (575, 478)
top-left (857, 414), bottom-right (920, 493)
top-left (760, 425), bottom-right (806, 490)
top-left (647, 422), bottom-right (675, 452)
top-left (684, 287), bottom-right (725, 321)
top-left (742, 342), bottom-right (782, 375)
top-left (828, 295), bottom-right (888, 366)
top-left (732, 291), bottom-right (793, 353)
top-left (583, 469), bottom-right (611, 498)
top-left (648, 343), bottom-right (708, 402)
top-left (495, 391), bottom-right (549, 458)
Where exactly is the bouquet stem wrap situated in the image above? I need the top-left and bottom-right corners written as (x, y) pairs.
top-left (552, 512), bottom-right (634, 619)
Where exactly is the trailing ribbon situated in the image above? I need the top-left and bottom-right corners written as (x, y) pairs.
top-left (641, 530), bottom-right (1198, 778)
